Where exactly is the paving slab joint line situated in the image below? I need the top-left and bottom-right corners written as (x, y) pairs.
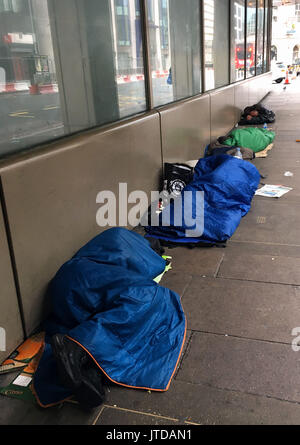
top-left (213, 274), bottom-right (300, 290)
top-left (92, 405), bottom-right (106, 425)
top-left (180, 276), bottom-right (193, 300)
top-left (172, 380), bottom-right (300, 408)
top-left (96, 404), bottom-right (179, 423)
top-left (190, 329), bottom-right (294, 347)
top-left (214, 253), bottom-right (225, 278)
top-left (230, 240), bottom-right (300, 248)
top-left (174, 331), bottom-right (194, 380)
top-left (217, 275), bottom-right (300, 288)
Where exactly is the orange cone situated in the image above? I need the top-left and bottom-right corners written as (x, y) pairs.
top-left (284, 70), bottom-right (290, 85)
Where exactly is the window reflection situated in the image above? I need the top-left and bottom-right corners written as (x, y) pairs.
top-left (0, 0), bottom-right (63, 157)
top-left (204, 0), bottom-right (229, 91)
top-left (147, 0), bottom-right (201, 107)
top-left (256, 0), bottom-right (264, 75)
top-left (231, 0), bottom-right (245, 82)
top-left (0, 0), bottom-right (147, 158)
top-left (246, 0), bottom-right (256, 78)
top-left (263, 0), bottom-right (269, 72)
top-left (113, 0), bottom-right (147, 117)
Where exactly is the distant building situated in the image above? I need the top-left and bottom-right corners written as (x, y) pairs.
top-left (272, 0), bottom-right (300, 64)
top-left (0, 0), bottom-right (54, 83)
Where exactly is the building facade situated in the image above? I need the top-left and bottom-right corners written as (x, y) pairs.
top-left (272, 0), bottom-right (300, 64)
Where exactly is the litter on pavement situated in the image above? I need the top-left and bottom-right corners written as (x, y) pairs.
top-left (255, 184), bottom-right (293, 198)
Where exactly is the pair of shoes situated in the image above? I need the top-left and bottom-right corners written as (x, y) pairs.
top-left (51, 334), bottom-right (106, 409)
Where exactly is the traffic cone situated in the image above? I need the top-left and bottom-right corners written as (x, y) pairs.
top-left (284, 70), bottom-right (290, 85)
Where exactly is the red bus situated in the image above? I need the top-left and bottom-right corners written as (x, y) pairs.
top-left (235, 43), bottom-right (255, 69)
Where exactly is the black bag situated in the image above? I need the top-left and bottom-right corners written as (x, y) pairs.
top-left (164, 163), bottom-right (194, 197)
top-left (238, 104), bottom-right (276, 126)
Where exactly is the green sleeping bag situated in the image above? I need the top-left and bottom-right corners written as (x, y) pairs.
top-left (223, 127), bottom-right (275, 153)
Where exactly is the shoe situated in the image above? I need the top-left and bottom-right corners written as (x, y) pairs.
top-left (51, 334), bottom-right (106, 409)
top-left (51, 334), bottom-right (87, 390)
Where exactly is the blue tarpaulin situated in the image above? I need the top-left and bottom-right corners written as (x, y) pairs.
top-left (33, 228), bottom-right (186, 407)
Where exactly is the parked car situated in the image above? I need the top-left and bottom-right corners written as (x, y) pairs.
top-left (271, 61), bottom-right (286, 83)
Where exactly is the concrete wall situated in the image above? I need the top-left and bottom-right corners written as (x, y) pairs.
top-left (161, 72), bottom-right (272, 163)
top-left (0, 72), bottom-right (271, 355)
top-left (0, 200), bottom-right (23, 363)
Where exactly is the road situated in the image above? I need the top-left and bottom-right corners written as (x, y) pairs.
top-left (0, 91), bottom-right (63, 157)
top-left (0, 78), bottom-right (174, 158)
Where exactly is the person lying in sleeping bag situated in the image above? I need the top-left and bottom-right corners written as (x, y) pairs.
top-left (220, 127), bottom-right (275, 153)
top-left (33, 228), bottom-right (186, 409)
top-left (238, 103), bottom-right (276, 126)
top-left (145, 155), bottom-right (260, 246)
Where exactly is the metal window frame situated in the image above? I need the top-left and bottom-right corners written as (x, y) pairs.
top-left (229, 0), bottom-right (232, 84)
top-left (266, 0), bottom-right (272, 72)
top-left (262, 0), bottom-right (266, 73)
top-left (254, 0), bottom-right (258, 76)
top-left (255, 0), bottom-right (266, 76)
top-left (140, 0), bottom-right (154, 110)
top-left (244, 0), bottom-right (247, 79)
top-left (200, 0), bottom-right (205, 93)
top-left (229, 0), bottom-right (247, 83)
top-left (202, 0), bottom-right (231, 92)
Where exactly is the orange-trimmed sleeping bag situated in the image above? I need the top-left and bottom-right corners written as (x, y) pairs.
top-left (33, 228), bottom-right (186, 407)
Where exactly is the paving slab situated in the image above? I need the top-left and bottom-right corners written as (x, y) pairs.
top-left (164, 246), bottom-right (225, 278)
top-left (0, 370), bottom-right (100, 425)
top-left (269, 138), bottom-right (300, 147)
top-left (254, 155), bottom-right (300, 171)
top-left (0, 395), bottom-right (100, 425)
top-left (177, 332), bottom-right (300, 403)
top-left (232, 199), bottom-right (300, 245)
top-left (219, 252), bottom-right (300, 285)
top-left (181, 276), bottom-right (300, 343)
top-left (227, 240), bottom-right (300, 259)
top-left (160, 269), bottom-right (192, 298)
top-left (105, 380), bottom-right (300, 425)
top-left (95, 406), bottom-right (180, 426)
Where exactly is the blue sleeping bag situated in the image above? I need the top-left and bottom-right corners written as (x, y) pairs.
top-left (33, 228), bottom-right (186, 407)
top-left (146, 155), bottom-right (260, 245)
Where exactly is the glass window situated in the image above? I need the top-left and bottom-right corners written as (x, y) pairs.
top-left (263, 0), bottom-right (269, 72)
top-left (147, 0), bottom-right (201, 107)
top-left (231, 0), bottom-right (246, 82)
top-left (256, 0), bottom-right (264, 75)
top-left (115, 0), bottom-right (131, 46)
top-left (204, 0), bottom-right (229, 91)
top-left (0, 0), bottom-right (147, 158)
top-left (246, 0), bottom-right (256, 78)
